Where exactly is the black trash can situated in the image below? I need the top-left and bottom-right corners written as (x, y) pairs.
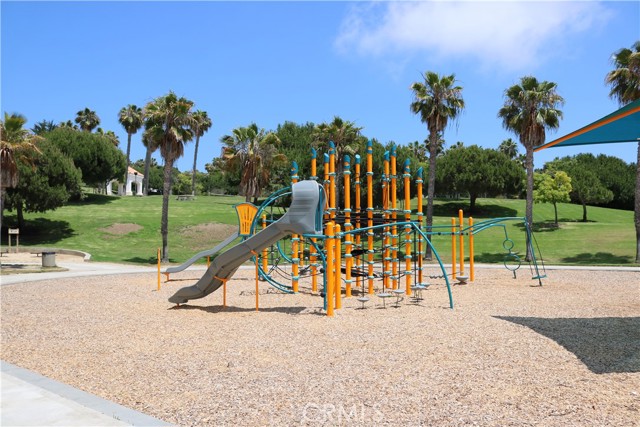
top-left (42, 252), bottom-right (56, 267)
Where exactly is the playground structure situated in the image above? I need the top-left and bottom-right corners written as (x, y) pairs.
top-left (166, 141), bottom-right (546, 315)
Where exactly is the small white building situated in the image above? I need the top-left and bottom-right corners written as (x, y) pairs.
top-left (106, 166), bottom-right (144, 196)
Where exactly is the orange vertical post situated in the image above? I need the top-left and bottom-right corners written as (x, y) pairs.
top-left (354, 154), bottom-right (362, 292)
top-left (262, 214), bottom-right (268, 273)
top-left (311, 148), bottom-right (318, 292)
top-left (382, 151), bottom-right (390, 290)
top-left (390, 145), bottom-right (398, 290)
top-left (403, 159), bottom-right (412, 296)
top-left (329, 141), bottom-right (336, 221)
top-left (343, 155), bottom-right (352, 298)
top-left (326, 221), bottom-right (335, 316)
top-left (469, 217), bottom-right (475, 282)
top-left (459, 209), bottom-right (464, 276)
top-left (323, 153), bottom-right (330, 222)
top-left (366, 141), bottom-right (374, 294)
top-left (451, 217), bottom-right (457, 280)
top-left (416, 167), bottom-right (424, 286)
top-left (334, 224), bottom-right (342, 310)
top-left (291, 162), bottom-right (300, 293)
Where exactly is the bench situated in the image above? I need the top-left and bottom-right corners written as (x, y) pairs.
top-left (176, 195), bottom-right (195, 201)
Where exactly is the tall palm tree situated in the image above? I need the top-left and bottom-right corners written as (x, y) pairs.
top-left (410, 71), bottom-right (465, 258)
top-left (141, 128), bottom-right (160, 196)
top-left (498, 76), bottom-right (564, 258)
top-left (1, 113), bottom-right (40, 226)
top-left (221, 123), bottom-right (285, 203)
top-left (118, 105), bottom-right (144, 169)
top-left (311, 116), bottom-right (364, 205)
top-left (499, 138), bottom-right (519, 159)
top-left (75, 108), bottom-right (100, 132)
top-left (605, 40), bottom-right (640, 263)
top-left (143, 92), bottom-right (195, 262)
top-left (190, 110), bottom-right (212, 196)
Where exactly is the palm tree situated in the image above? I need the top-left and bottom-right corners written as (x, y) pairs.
top-left (311, 116), bottom-right (364, 205)
top-left (410, 71), bottom-right (465, 258)
top-left (31, 120), bottom-right (57, 135)
top-left (1, 113), bottom-right (40, 226)
top-left (499, 138), bottom-right (519, 159)
top-left (141, 128), bottom-right (160, 196)
top-left (605, 40), bottom-right (640, 263)
top-left (75, 108), bottom-right (100, 132)
top-left (190, 110), bottom-right (212, 196)
top-left (221, 123), bottom-right (285, 203)
top-left (118, 105), bottom-right (144, 169)
top-left (143, 92), bottom-right (195, 262)
top-left (498, 76), bottom-right (564, 259)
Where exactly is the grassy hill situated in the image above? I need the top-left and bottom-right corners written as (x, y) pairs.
top-left (1, 193), bottom-right (636, 266)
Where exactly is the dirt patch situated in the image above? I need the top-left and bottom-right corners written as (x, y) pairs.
top-left (99, 223), bottom-right (143, 235)
top-left (179, 223), bottom-right (237, 243)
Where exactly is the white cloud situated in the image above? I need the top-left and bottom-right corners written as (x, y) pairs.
top-left (335, 1), bottom-right (612, 72)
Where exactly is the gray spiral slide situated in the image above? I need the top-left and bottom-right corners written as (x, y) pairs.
top-left (169, 180), bottom-right (323, 304)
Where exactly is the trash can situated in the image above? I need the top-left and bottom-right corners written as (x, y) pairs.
top-left (42, 252), bottom-right (56, 268)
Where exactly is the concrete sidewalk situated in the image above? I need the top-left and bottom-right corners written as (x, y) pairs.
top-left (1, 362), bottom-right (171, 426)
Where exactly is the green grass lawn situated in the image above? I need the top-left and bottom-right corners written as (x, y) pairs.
top-left (1, 194), bottom-right (636, 266)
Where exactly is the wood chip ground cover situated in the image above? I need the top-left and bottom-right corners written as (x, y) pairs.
top-left (1, 268), bottom-right (638, 426)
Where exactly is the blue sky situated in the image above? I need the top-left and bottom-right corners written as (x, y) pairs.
top-left (2, 1), bottom-right (638, 174)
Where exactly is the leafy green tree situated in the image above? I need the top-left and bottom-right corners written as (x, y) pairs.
top-left (437, 145), bottom-right (524, 212)
top-left (546, 155), bottom-right (614, 222)
top-left (4, 139), bottom-right (82, 228)
top-left (498, 76), bottom-right (564, 257)
top-left (205, 156), bottom-right (238, 195)
top-left (75, 108), bottom-right (100, 132)
top-left (499, 138), bottom-right (519, 160)
top-left (605, 40), bottom-right (640, 263)
top-left (275, 121), bottom-right (316, 183)
top-left (46, 127), bottom-right (126, 188)
top-left (410, 71), bottom-right (465, 258)
top-left (96, 128), bottom-right (120, 146)
top-left (172, 171), bottom-right (192, 195)
top-left (144, 91), bottom-right (195, 261)
top-left (534, 170), bottom-right (572, 226)
top-left (118, 104), bottom-right (144, 170)
top-left (31, 120), bottom-right (58, 135)
top-left (221, 123), bottom-right (285, 203)
top-left (190, 110), bottom-right (212, 196)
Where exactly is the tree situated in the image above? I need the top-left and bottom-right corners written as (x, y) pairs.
top-left (74, 108), bottom-right (100, 132)
top-left (547, 155), bottom-right (614, 222)
top-left (118, 105), bottom-right (144, 170)
top-left (410, 71), bottom-right (465, 258)
top-left (534, 170), bottom-right (572, 226)
top-left (144, 91), bottom-right (195, 262)
top-left (190, 110), bottom-right (212, 195)
top-left (499, 138), bottom-right (518, 159)
top-left (0, 113), bottom-right (41, 226)
top-left (31, 120), bottom-right (58, 135)
top-left (498, 76), bottom-right (564, 257)
top-left (221, 123), bottom-right (285, 203)
top-left (605, 40), bottom-right (640, 263)
top-left (46, 127), bottom-right (126, 188)
top-left (4, 139), bottom-right (82, 228)
top-left (312, 116), bottom-right (365, 206)
top-left (140, 129), bottom-right (161, 195)
top-left (437, 145), bottom-right (524, 212)
top-left (96, 128), bottom-right (120, 146)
